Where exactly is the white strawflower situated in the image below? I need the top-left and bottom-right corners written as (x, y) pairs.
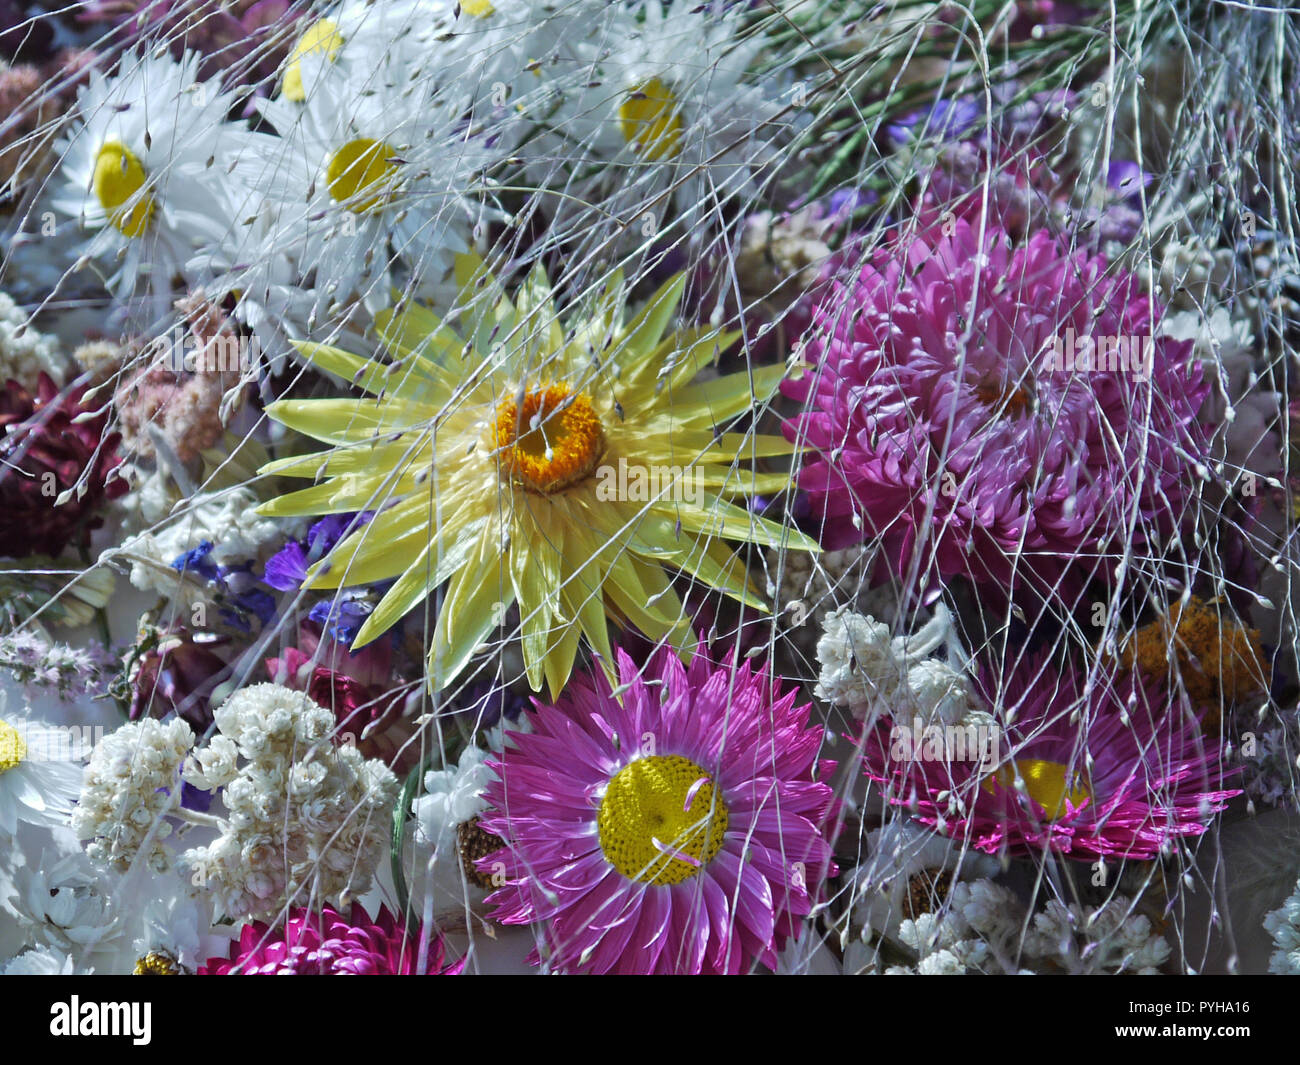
top-left (4, 848), bottom-right (130, 962)
top-left (0, 291), bottom-right (69, 389)
top-left (1, 945), bottom-right (79, 975)
top-left (848, 822), bottom-right (998, 951)
top-left (410, 719), bottom-right (527, 914)
top-left (72, 717), bottom-right (195, 872)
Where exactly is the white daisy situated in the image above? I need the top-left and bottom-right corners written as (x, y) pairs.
top-left (416, 0), bottom-right (602, 132)
top-left (185, 189), bottom-right (321, 368)
top-left (547, 0), bottom-right (777, 229)
top-left (50, 50), bottom-right (256, 305)
top-left (277, 0), bottom-right (447, 105)
top-left (0, 696), bottom-right (85, 836)
top-left (243, 59), bottom-right (501, 317)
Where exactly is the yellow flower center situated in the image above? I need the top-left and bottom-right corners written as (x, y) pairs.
top-left (985, 758), bottom-right (1091, 819)
top-left (598, 755), bottom-right (728, 885)
top-left (493, 384), bottom-right (606, 494)
top-left (133, 951), bottom-right (182, 975)
top-left (619, 77), bottom-right (684, 162)
top-left (92, 139), bottom-right (155, 238)
top-left (461, 0), bottom-right (496, 15)
top-left (282, 18), bottom-right (344, 102)
top-left (325, 138), bottom-right (399, 214)
top-left (0, 719), bottom-right (27, 774)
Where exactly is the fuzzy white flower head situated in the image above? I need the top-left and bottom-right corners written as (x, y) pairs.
top-left (178, 684), bottom-right (399, 920)
top-left (814, 608), bottom-right (902, 720)
top-left (72, 717), bottom-right (195, 872)
top-left (0, 291), bottom-right (69, 390)
top-left (1024, 896), bottom-right (1170, 975)
top-left (50, 50), bottom-right (256, 302)
top-left (903, 658), bottom-right (983, 727)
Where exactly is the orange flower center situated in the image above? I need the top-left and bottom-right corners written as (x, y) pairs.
top-left (493, 385), bottom-right (605, 494)
top-left (974, 376), bottom-right (1032, 416)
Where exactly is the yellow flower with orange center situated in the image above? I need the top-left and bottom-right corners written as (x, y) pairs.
top-left (257, 254), bottom-right (816, 696)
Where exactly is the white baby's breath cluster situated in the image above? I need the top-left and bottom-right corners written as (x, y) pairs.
top-left (72, 717), bottom-right (196, 872)
top-left (0, 290), bottom-right (70, 389)
top-left (814, 605), bottom-right (981, 727)
top-left (1263, 877), bottom-right (1300, 974)
top-left (886, 880), bottom-right (1029, 975)
top-left (885, 881), bottom-right (1169, 975)
top-left (1022, 897), bottom-right (1172, 975)
top-left (178, 683), bottom-right (400, 921)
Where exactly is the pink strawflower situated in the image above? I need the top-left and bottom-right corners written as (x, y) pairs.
top-left (862, 652), bottom-right (1241, 861)
top-left (782, 220), bottom-right (1208, 605)
top-left (199, 903), bottom-right (462, 975)
top-left (478, 644), bottom-right (838, 974)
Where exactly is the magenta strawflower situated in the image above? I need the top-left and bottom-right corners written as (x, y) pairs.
top-left (199, 903), bottom-right (462, 975)
top-left (478, 644), bottom-right (838, 974)
top-left (782, 220), bottom-right (1208, 604)
top-left (862, 653), bottom-right (1240, 861)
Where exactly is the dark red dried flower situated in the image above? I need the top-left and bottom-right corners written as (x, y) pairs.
top-left (0, 372), bottom-right (126, 559)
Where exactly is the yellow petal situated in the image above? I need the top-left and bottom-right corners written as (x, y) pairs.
top-left (616, 272), bottom-right (686, 371)
top-left (509, 505), bottom-right (562, 691)
top-left (666, 362), bottom-right (787, 422)
top-left (428, 535), bottom-right (513, 692)
top-left (259, 438), bottom-right (429, 481)
top-left (264, 398), bottom-right (431, 446)
top-left (351, 516), bottom-right (490, 648)
top-left (672, 494), bottom-right (821, 552)
top-left (291, 341), bottom-right (446, 405)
